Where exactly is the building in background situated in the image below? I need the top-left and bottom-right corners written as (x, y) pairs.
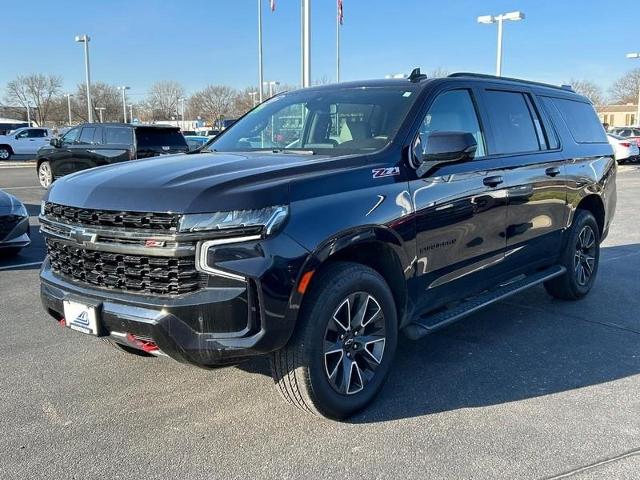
top-left (597, 104), bottom-right (638, 128)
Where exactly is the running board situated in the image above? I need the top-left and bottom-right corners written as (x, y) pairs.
top-left (403, 265), bottom-right (566, 340)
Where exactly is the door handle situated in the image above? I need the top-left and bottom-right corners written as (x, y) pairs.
top-left (545, 166), bottom-right (561, 177)
top-left (483, 175), bottom-right (504, 187)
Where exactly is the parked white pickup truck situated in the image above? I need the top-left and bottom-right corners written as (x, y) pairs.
top-left (0, 127), bottom-right (51, 160)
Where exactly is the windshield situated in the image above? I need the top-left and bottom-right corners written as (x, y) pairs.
top-left (206, 85), bottom-right (419, 155)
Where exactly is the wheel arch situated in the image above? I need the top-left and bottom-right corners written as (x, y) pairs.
top-left (0, 144), bottom-right (14, 154)
top-left (575, 194), bottom-right (605, 237)
top-left (286, 226), bottom-right (412, 333)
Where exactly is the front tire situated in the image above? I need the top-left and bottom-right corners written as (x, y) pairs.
top-left (271, 262), bottom-right (398, 419)
top-left (544, 209), bottom-right (600, 300)
top-left (38, 161), bottom-right (54, 188)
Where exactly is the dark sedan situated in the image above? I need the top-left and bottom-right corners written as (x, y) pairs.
top-left (0, 189), bottom-right (30, 255)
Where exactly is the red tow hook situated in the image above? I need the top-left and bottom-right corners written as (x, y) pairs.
top-left (125, 333), bottom-right (160, 353)
top-left (58, 318), bottom-right (67, 327)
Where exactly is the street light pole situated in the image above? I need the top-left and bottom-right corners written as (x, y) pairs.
top-left (128, 104), bottom-right (134, 123)
top-left (248, 91), bottom-right (258, 106)
top-left (119, 86), bottom-right (130, 123)
top-left (65, 94), bottom-right (73, 125)
top-left (626, 53), bottom-right (640, 126)
top-left (75, 34), bottom-right (93, 122)
top-left (477, 11), bottom-right (525, 77)
top-left (179, 97), bottom-right (186, 126)
top-left (26, 104), bottom-right (31, 126)
top-left (96, 107), bottom-right (105, 123)
top-left (258, 0), bottom-right (264, 102)
top-left (302, 0), bottom-right (311, 87)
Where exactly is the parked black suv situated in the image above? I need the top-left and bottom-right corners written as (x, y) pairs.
top-left (39, 71), bottom-right (616, 419)
top-left (35, 123), bottom-right (189, 188)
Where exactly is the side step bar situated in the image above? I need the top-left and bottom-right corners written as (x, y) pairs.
top-left (403, 265), bottom-right (566, 340)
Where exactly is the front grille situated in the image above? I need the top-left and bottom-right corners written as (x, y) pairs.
top-left (43, 202), bottom-right (180, 231)
top-left (46, 238), bottom-right (202, 295)
top-left (0, 215), bottom-right (21, 240)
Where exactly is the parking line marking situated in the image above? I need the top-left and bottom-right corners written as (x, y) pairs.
top-left (546, 447), bottom-right (640, 479)
top-left (0, 261), bottom-right (43, 271)
top-left (0, 185), bottom-right (43, 190)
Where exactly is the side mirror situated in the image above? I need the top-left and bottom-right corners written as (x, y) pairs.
top-left (413, 131), bottom-right (477, 177)
top-left (50, 138), bottom-right (61, 148)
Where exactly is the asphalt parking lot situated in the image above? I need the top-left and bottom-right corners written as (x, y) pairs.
top-left (1, 163), bottom-right (639, 479)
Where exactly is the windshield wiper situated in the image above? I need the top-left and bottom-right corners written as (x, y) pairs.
top-left (271, 148), bottom-right (315, 155)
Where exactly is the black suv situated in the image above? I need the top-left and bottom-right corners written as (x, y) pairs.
top-left (35, 123), bottom-right (189, 188)
top-left (39, 71), bottom-right (616, 419)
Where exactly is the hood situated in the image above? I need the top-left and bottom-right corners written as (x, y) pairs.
top-left (45, 151), bottom-right (339, 214)
top-left (0, 189), bottom-right (21, 214)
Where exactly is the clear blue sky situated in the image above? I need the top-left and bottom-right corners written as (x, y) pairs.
top-left (1, 0), bottom-right (637, 99)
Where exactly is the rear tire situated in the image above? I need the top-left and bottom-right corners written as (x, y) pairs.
top-left (544, 209), bottom-right (600, 300)
top-left (38, 161), bottom-right (54, 188)
top-left (0, 146), bottom-right (11, 160)
top-left (271, 262), bottom-right (398, 419)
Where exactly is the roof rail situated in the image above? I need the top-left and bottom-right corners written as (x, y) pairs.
top-left (447, 72), bottom-right (575, 92)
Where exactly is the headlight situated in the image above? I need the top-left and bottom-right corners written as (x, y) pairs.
top-left (179, 206), bottom-right (289, 236)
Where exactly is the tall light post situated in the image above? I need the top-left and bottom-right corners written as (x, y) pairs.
top-left (128, 104), bottom-right (134, 123)
top-left (257, 0), bottom-right (264, 102)
top-left (65, 93), bottom-right (73, 125)
top-left (179, 97), bottom-right (186, 125)
top-left (118, 86), bottom-right (130, 123)
top-left (75, 34), bottom-right (93, 122)
top-left (248, 91), bottom-right (258, 106)
top-left (302, 0), bottom-right (311, 87)
top-left (477, 11), bottom-right (525, 77)
top-left (263, 80), bottom-right (280, 98)
top-left (626, 53), bottom-right (640, 126)
top-left (26, 104), bottom-right (31, 126)
top-left (96, 107), bottom-right (106, 123)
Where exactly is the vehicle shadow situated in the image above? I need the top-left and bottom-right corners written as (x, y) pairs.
top-left (237, 243), bottom-right (640, 423)
top-left (0, 203), bottom-right (46, 271)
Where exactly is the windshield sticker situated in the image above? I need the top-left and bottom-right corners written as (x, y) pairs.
top-left (402, 92), bottom-right (412, 97)
top-left (372, 167), bottom-right (400, 178)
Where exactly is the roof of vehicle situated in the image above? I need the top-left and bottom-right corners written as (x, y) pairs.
top-left (296, 71), bottom-right (589, 102)
top-left (70, 123), bottom-right (181, 129)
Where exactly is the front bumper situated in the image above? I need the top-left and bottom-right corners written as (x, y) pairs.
top-left (40, 232), bottom-right (309, 367)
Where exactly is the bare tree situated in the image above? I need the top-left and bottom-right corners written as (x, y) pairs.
top-left (3, 73), bottom-right (62, 125)
top-left (569, 79), bottom-right (605, 106)
top-left (189, 85), bottom-right (237, 124)
top-left (145, 81), bottom-right (185, 120)
top-left (609, 69), bottom-right (640, 105)
top-left (428, 68), bottom-right (450, 78)
top-left (73, 82), bottom-right (122, 122)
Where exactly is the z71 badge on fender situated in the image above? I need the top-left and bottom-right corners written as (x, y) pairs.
top-left (372, 167), bottom-right (400, 178)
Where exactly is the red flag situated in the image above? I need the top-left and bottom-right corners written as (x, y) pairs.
top-left (338, 0), bottom-right (344, 25)
top-left (270, 0), bottom-right (276, 12)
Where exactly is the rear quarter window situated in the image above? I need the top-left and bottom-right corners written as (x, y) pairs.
top-left (135, 128), bottom-right (188, 149)
top-left (543, 97), bottom-right (607, 144)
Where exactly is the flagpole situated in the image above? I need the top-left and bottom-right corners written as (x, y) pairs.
top-left (336, 1), bottom-right (340, 83)
top-left (258, 0), bottom-right (264, 102)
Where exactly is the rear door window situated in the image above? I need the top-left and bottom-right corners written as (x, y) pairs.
top-left (104, 127), bottom-right (133, 145)
top-left (135, 128), bottom-right (188, 149)
top-left (544, 97), bottom-right (607, 144)
top-left (484, 90), bottom-right (541, 154)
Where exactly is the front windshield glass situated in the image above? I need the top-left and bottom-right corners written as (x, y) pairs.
top-left (206, 85), bottom-right (419, 155)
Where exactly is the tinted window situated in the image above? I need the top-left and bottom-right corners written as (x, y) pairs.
top-left (105, 127), bottom-right (133, 145)
top-left (27, 129), bottom-right (47, 138)
top-left (547, 97), bottom-right (607, 144)
top-left (484, 90), bottom-right (540, 154)
top-left (419, 89), bottom-right (486, 157)
top-left (92, 127), bottom-right (103, 144)
top-left (135, 128), bottom-right (188, 149)
top-left (78, 127), bottom-right (97, 144)
top-left (62, 128), bottom-right (81, 145)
